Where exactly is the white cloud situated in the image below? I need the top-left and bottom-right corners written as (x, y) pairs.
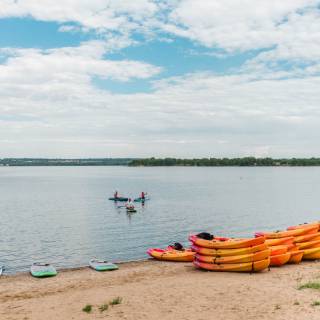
top-left (0, 0), bottom-right (159, 34)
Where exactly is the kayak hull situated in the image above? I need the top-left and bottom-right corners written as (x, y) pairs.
top-left (256, 227), bottom-right (314, 239)
top-left (296, 240), bottom-right (320, 250)
top-left (189, 235), bottom-right (265, 249)
top-left (269, 245), bottom-right (288, 256)
top-left (191, 243), bottom-right (268, 257)
top-left (269, 253), bottom-right (291, 266)
top-left (288, 251), bottom-right (303, 264)
top-left (193, 258), bottom-right (270, 272)
top-left (294, 232), bottom-right (320, 243)
top-left (147, 248), bottom-right (195, 262)
top-left (265, 237), bottom-right (294, 246)
top-left (302, 247), bottom-right (320, 260)
top-left (195, 249), bottom-right (270, 264)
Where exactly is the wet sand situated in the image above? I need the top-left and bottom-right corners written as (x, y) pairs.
top-left (1, 260), bottom-right (320, 320)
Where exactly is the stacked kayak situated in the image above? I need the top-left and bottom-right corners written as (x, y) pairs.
top-left (256, 225), bottom-right (319, 266)
top-left (147, 248), bottom-right (195, 262)
top-left (190, 235), bottom-right (270, 272)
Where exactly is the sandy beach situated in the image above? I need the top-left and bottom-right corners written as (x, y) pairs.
top-left (1, 260), bottom-right (320, 320)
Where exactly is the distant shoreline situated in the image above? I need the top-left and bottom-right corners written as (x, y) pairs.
top-left (2, 157), bottom-right (320, 166)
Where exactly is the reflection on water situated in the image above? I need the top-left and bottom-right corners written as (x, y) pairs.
top-left (1, 166), bottom-right (320, 273)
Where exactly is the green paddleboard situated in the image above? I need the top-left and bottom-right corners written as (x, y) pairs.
top-left (30, 263), bottom-right (58, 278)
top-left (89, 260), bottom-right (118, 271)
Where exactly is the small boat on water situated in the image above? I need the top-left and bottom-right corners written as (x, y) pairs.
top-left (89, 260), bottom-right (118, 271)
top-left (30, 263), bottom-right (57, 278)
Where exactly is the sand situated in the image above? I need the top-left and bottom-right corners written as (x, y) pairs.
top-left (1, 260), bottom-right (320, 320)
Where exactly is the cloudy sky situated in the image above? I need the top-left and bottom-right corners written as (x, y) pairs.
top-left (1, 0), bottom-right (320, 158)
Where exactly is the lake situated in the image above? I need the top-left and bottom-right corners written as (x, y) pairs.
top-left (0, 166), bottom-right (319, 273)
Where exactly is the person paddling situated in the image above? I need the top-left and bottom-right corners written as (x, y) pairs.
top-left (126, 198), bottom-right (135, 210)
top-left (141, 191), bottom-right (145, 200)
top-left (114, 190), bottom-right (119, 199)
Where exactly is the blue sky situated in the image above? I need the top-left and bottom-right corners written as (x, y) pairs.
top-left (0, 1), bottom-right (320, 157)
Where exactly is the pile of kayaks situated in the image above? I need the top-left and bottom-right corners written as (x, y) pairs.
top-left (256, 222), bottom-right (320, 266)
top-left (190, 234), bottom-right (270, 272)
top-left (147, 221), bottom-right (320, 273)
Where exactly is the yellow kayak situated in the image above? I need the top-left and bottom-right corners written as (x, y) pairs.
top-left (256, 228), bottom-right (314, 239)
top-left (265, 237), bottom-right (294, 246)
top-left (191, 243), bottom-right (268, 257)
top-left (287, 222), bottom-right (320, 231)
top-left (195, 249), bottom-right (270, 264)
top-left (189, 235), bottom-right (265, 249)
top-left (193, 258), bottom-right (270, 272)
top-left (147, 248), bottom-right (195, 262)
top-left (294, 232), bottom-right (320, 243)
top-left (296, 240), bottom-right (320, 250)
top-left (302, 247), bottom-right (320, 260)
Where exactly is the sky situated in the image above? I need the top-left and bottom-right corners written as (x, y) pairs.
top-left (1, 0), bottom-right (320, 158)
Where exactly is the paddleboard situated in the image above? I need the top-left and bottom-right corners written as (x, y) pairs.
top-left (134, 197), bottom-right (150, 202)
top-left (89, 260), bottom-right (118, 271)
top-left (30, 263), bottom-right (57, 278)
top-left (108, 197), bottom-right (128, 202)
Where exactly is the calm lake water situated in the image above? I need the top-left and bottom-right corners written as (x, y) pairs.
top-left (1, 166), bottom-right (320, 273)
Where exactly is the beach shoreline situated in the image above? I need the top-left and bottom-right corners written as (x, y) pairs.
top-left (1, 259), bottom-right (320, 319)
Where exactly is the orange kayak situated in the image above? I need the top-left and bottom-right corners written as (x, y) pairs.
top-left (269, 245), bottom-right (288, 256)
top-left (190, 243), bottom-right (268, 257)
top-left (193, 258), bottom-right (270, 272)
top-left (287, 222), bottom-right (320, 231)
top-left (195, 249), bottom-right (270, 264)
top-left (147, 248), bottom-right (195, 262)
top-left (288, 251), bottom-right (303, 264)
top-left (270, 252), bottom-right (291, 266)
top-left (294, 232), bottom-right (320, 243)
top-left (256, 228), bottom-right (313, 239)
top-left (265, 237), bottom-right (294, 246)
top-left (296, 240), bottom-right (320, 250)
top-left (302, 247), bottom-right (320, 260)
top-left (189, 235), bottom-right (265, 249)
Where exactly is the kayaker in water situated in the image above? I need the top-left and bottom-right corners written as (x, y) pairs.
top-left (141, 191), bottom-right (145, 200)
top-left (114, 190), bottom-right (119, 199)
top-left (126, 198), bottom-right (135, 210)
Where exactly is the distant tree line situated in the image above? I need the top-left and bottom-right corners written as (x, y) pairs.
top-left (128, 157), bottom-right (320, 167)
top-left (0, 158), bottom-right (135, 166)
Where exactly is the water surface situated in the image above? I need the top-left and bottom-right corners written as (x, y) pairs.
top-left (0, 166), bottom-right (319, 273)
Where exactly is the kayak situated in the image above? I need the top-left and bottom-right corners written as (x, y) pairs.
top-left (294, 232), bottom-right (320, 243)
top-left (302, 247), bottom-right (320, 260)
top-left (265, 237), bottom-right (294, 246)
top-left (296, 240), bottom-right (320, 250)
top-left (255, 227), bottom-right (316, 239)
top-left (147, 248), bottom-right (195, 262)
top-left (288, 251), bottom-right (304, 264)
top-left (269, 245), bottom-right (288, 256)
top-left (287, 222), bottom-right (320, 231)
top-left (89, 260), bottom-right (118, 271)
top-left (189, 235), bottom-right (265, 249)
top-left (195, 249), bottom-right (270, 264)
top-left (109, 197), bottom-right (128, 202)
top-left (134, 197), bottom-right (150, 202)
top-left (193, 258), bottom-right (270, 272)
top-left (269, 252), bottom-right (291, 266)
top-left (190, 243), bottom-right (268, 257)
top-left (30, 263), bottom-right (57, 278)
